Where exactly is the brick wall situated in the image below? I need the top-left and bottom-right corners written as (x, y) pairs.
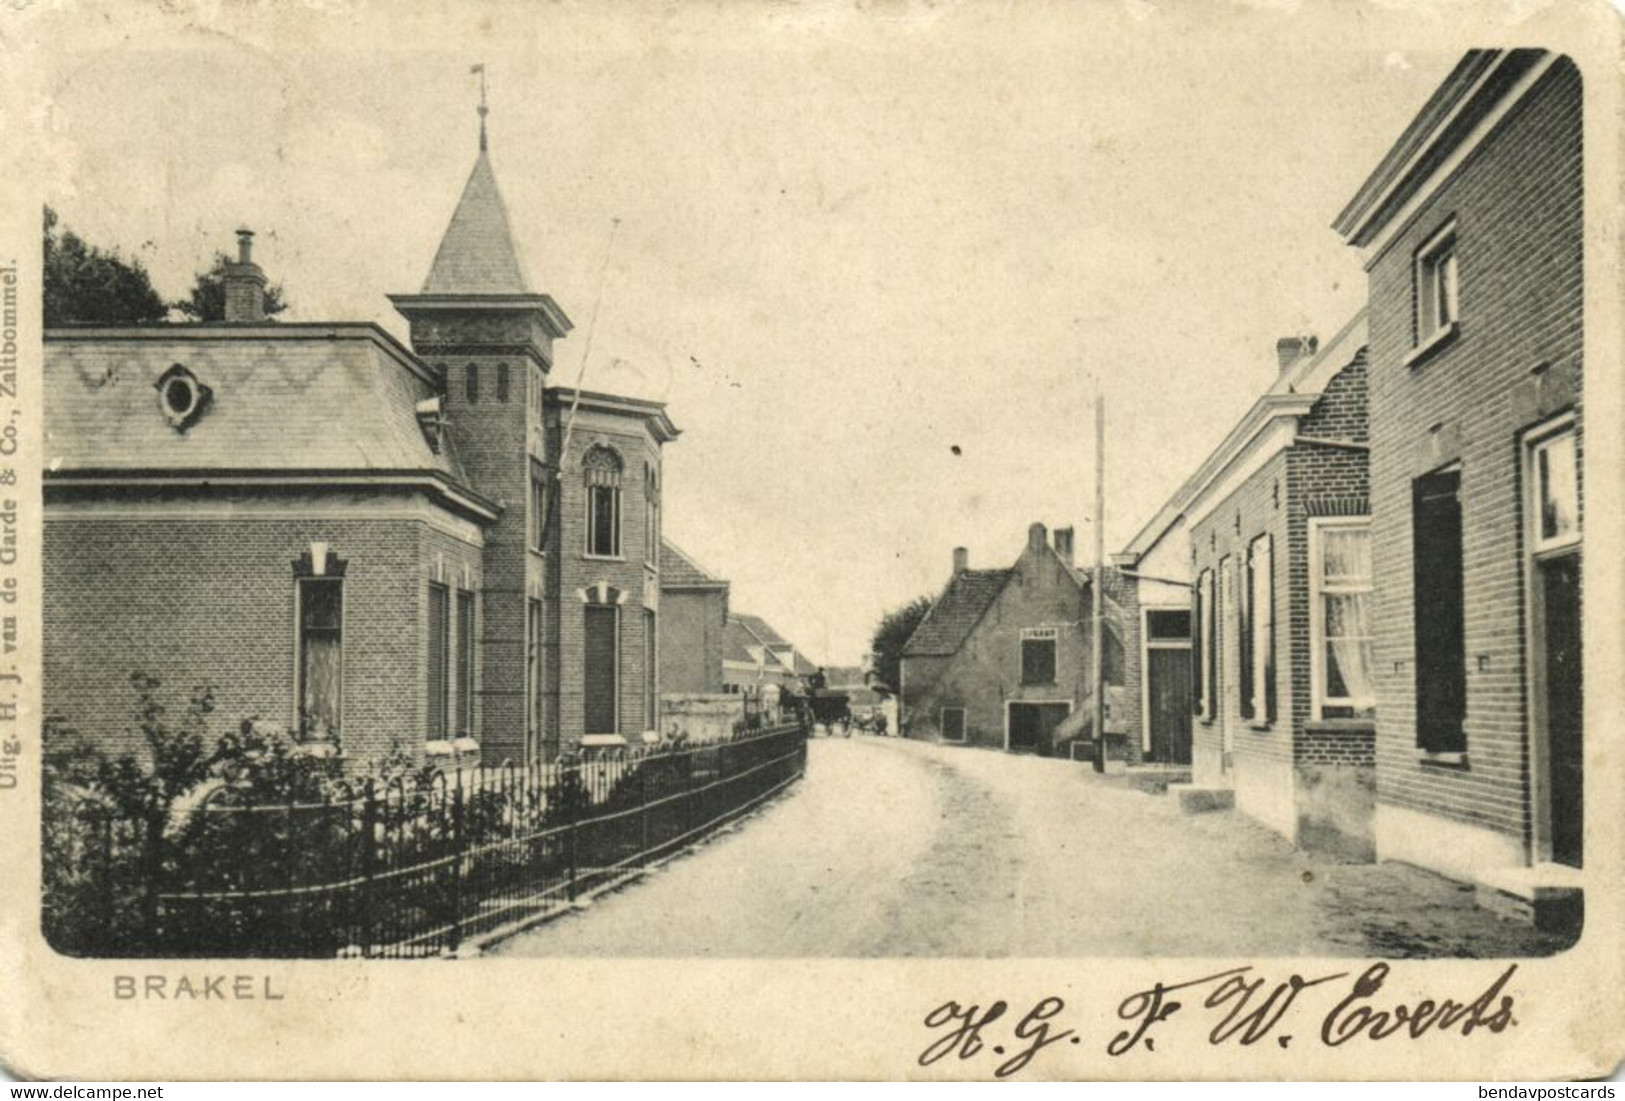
top-left (43, 504), bottom-right (482, 767)
top-left (1363, 58), bottom-right (1583, 854)
top-left (660, 587), bottom-right (726, 693)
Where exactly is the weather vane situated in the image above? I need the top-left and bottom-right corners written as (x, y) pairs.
top-left (471, 62), bottom-right (488, 151)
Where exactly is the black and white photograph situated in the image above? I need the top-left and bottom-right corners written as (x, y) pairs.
top-left (1, 0), bottom-right (1620, 1083)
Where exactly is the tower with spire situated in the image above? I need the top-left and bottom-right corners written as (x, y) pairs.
top-left (390, 79), bottom-right (677, 764)
top-left (390, 86), bottom-right (572, 765)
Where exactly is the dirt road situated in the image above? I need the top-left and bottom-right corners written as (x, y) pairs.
top-left (493, 737), bottom-right (1573, 958)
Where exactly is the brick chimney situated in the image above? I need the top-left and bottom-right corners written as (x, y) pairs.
top-left (1053, 526), bottom-right (1075, 565)
top-left (1276, 334), bottom-right (1319, 374)
top-left (1028, 521), bottom-right (1047, 551)
top-left (952, 546), bottom-right (969, 574)
top-left (223, 228), bottom-right (268, 323)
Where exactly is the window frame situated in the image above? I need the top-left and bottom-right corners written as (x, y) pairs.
top-left (583, 447), bottom-right (625, 560)
top-left (1309, 517), bottom-right (1375, 721)
top-left (1413, 219), bottom-right (1460, 347)
top-left (295, 576), bottom-right (344, 742)
top-left (583, 603), bottom-right (621, 736)
top-left (1195, 569), bottom-right (1215, 720)
top-left (1527, 418), bottom-right (1581, 558)
top-left (427, 581), bottom-right (452, 739)
top-left (1242, 533), bottom-right (1275, 724)
top-left (456, 588), bottom-right (476, 738)
top-left (1019, 627), bottom-right (1059, 688)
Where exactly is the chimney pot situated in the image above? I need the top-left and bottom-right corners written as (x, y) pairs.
top-left (1276, 335), bottom-right (1319, 374)
top-left (952, 547), bottom-right (969, 574)
top-left (1053, 526), bottom-right (1075, 565)
top-left (223, 227), bottom-right (268, 324)
top-left (1028, 522), bottom-right (1047, 550)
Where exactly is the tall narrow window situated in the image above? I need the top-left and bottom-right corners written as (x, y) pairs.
top-left (1195, 570), bottom-right (1214, 719)
top-left (1243, 534), bottom-right (1274, 722)
top-left (1413, 469), bottom-right (1466, 753)
top-left (530, 466), bottom-right (549, 553)
top-left (584, 605), bottom-right (619, 735)
top-left (584, 446), bottom-right (623, 558)
top-left (465, 363), bottom-right (480, 404)
top-left (1020, 628), bottom-right (1058, 686)
top-left (527, 598), bottom-right (545, 756)
top-left (495, 363), bottom-right (510, 403)
top-left (297, 578), bottom-right (343, 741)
top-left (1415, 221), bottom-right (1459, 344)
top-left (456, 589), bottom-right (476, 737)
top-left (644, 609), bottom-right (657, 732)
top-left (644, 464), bottom-right (660, 566)
top-left (428, 583), bottom-right (451, 739)
top-left (1312, 519), bottom-right (1375, 719)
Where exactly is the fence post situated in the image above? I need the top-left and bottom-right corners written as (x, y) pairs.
top-left (359, 781), bottom-right (378, 958)
top-left (639, 757), bottom-right (649, 860)
top-left (565, 763), bottom-right (579, 902)
top-left (449, 775), bottom-right (466, 954)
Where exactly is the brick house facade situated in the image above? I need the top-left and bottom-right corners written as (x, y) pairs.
top-left (43, 115), bottom-right (678, 768)
top-left (1332, 51), bottom-right (1584, 903)
top-left (900, 523), bottom-right (1125, 757)
top-left (1179, 317), bottom-right (1374, 856)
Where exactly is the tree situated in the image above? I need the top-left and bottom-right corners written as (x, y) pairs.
top-left (173, 250), bottom-right (288, 321)
top-left (43, 206), bottom-right (167, 325)
top-left (868, 594), bottom-right (934, 696)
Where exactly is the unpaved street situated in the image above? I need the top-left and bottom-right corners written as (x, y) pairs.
top-left (493, 737), bottom-right (1572, 958)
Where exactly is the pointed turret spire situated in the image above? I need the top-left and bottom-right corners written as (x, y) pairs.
top-left (418, 68), bottom-right (531, 296)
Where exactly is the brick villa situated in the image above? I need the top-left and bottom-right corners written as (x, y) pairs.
top-left (43, 110), bottom-right (678, 767)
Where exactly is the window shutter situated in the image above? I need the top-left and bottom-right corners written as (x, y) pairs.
top-left (1261, 534), bottom-right (1276, 722)
top-left (1239, 550), bottom-right (1254, 720)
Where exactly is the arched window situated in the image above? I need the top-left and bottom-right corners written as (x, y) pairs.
top-left (583, 446), bottom-right (623, 558)
top-left (466, 363), bottom-right (480, 404)
top-left (496, 363), bottom-right (510, 403)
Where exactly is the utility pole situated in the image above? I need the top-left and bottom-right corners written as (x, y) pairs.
top-left (1092, 381), bottom-right (1107, 773)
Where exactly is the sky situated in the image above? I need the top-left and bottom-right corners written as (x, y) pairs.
top-left (39, 3), bottom-right (1466, 666)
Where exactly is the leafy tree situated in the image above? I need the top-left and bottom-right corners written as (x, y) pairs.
top-left (173, 250), bottom-right (288, 321)
top-left (42, 206), bottom-right (167, 325)
top-left (869, 594), bottom-right (934, 696)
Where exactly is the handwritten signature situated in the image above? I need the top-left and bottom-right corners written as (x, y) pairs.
top-left (921, 962), bottom-right (1518, 1077)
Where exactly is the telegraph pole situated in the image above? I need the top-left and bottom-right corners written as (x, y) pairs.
top-left (1091, 381), bottom-right (1107, 773)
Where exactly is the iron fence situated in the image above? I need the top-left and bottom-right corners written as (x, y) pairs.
top-left (43, 723), bottom-right (807, 958)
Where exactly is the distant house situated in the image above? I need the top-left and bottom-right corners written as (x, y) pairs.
top-left (722, 614), bottom-right (800, 695)
top-left (658, 539), bottom-right (730, 694)
top-left (1170, 316), bottom-right (1372, 857)
top-left (1333, 50), bottom-right (1583, 912)
top-left (900, 523), bottom-right (1125, 756)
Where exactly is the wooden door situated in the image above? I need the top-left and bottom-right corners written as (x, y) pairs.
top-left (1148, 647), bottom-right (1193, 765)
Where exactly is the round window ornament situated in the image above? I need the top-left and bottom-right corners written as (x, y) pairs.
top-left (154, 364), bottom-right (212, 430)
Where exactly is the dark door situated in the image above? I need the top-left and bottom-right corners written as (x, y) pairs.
top-left (1148, 647), bottom-right (1194, 764)
top-left (1541, 554), bottom-right (1583, 867)
top-left (584, 606), bottom-right (618, 735)
top-left (1008, 702), bottom-right (1070, 754)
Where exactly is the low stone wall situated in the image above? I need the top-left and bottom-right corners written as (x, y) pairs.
top-left (661, 693), bottom-right (746, 743)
